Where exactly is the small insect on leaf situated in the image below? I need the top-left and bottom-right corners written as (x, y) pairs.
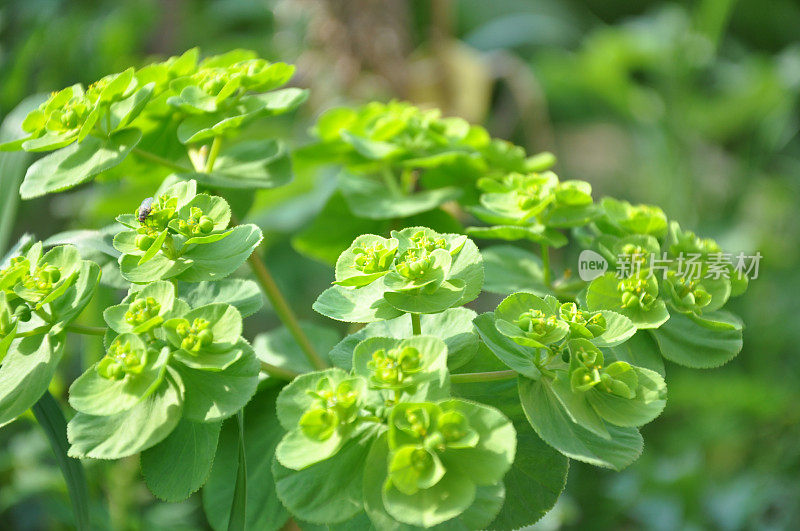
top-left (138, 197), bottom-right (154, 223)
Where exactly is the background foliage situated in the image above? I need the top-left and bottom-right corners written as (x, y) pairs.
top-left (0, 0), bottom-right (798, 529)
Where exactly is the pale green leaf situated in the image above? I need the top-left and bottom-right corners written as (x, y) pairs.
top-left (0, 334), bottom-right (64, 427)
top-left (20, 128), bottom-right (142, 199)
top-left (67, 370), bottom-right (184, 459)
top-left (518, 376), bottom-right (643, 470)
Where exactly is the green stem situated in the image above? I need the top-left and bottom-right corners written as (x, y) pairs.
top-left (66, 324), bottom-right (106, 336)
top-left (540, 243), bottom-right (551, 288)
top-left (411, 313), bottom-right (422, 335)
top-left (205, 146), bottom-right (324, 372)
top-left (131, 147), bottom-right (193, 173)
top-left (16, 325), bottom-right (52, 338)
top-left (260, 361), bottom-right (300, 380)
top-left (247, 252), bottom-right (328, 370)
top-left (204, 136), bottom-right (223, 173)
top-left (34, 308), bottom-right (54, 323)
top-left (450, 370), bottom-right (518, 384)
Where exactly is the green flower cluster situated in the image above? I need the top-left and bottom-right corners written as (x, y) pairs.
top-left (275, 332), bottom-right (514, 528)
top-left (467, 170), bottom-right (599, 247)
top-left (475, 291), bottom-right (665, 470)
top-left (0, 241), bottom-right (100, 426)
top-left (113, 179), bottom-right (262, 284)
top-left (292, 101), bottom-right (556, 265)
top-left (2, 48), bottom-right (304, 154)
top-left (67, 280), bottom-right (259, 458)
top-left (1, 69), bottom-right (144, 153)
top-left (0, 243), bottom-right (99, 351)
top-left (316, 226), bottom-right (483, 320)
top-left (492, 292), bottom-right (628, 351)
top-left (2, 49), bottom-right (308, 202)
top-left (312, 101), bottom-right (486, 160)
top-left (584, 200), bottom-right (746, 330)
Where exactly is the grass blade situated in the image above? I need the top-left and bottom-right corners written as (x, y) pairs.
top-left (227, 409), bottom-right (247, 531)
top-left (32, 391), bottom-right (90, 531)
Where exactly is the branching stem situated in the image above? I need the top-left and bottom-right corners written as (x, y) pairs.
top-left (260, 361), bottom-right (300, 380)
top-left (66, 324), bottom-right (106, 336)
top-left (450, 370), bottom-right (518, 384)
top-left (247, 252), bottom-right (328, 370)
top-left (131, 148), bottom-right (192, 173)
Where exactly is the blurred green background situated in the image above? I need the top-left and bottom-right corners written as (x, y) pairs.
top-left (1, 0), bottom-right (798, 529)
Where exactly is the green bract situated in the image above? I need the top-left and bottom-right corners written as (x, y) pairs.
top-left (494, 292), bottom-right (570, 348)
top-left (353, 335), bottom-right (449, 398)
top-left (382, 400), bottom-right (515, 527)
top-left (587, 271), bottom-right (671, 329)
top-left (467, 170), bottom-right (599, 247)
top-left (275, 368), bottom-right (372, 470)
top-left (113, 179), bottom-right (262, 283)
top-left (67, 279), bottom-right (258, 459)
top-left (334, 234), bottom-right (398, 287)
top-left (0, 241), bottom-right (100, 426)
top-left (314, 226), bottom-right (483, 320)
top-left (598, 197), bottom-right (669, 237)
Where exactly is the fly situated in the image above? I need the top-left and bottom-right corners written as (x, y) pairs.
top-left (138, 197), bottom-right (154, 223)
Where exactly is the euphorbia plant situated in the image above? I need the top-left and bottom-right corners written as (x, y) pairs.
top-left (0, 49), bottom-right (749, 530)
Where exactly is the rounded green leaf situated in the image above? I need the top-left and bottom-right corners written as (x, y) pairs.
top-left (383, 280), bottom-right (465, 314)
top-left (586, 367), bottom-right (667, 427)
top-left (67, 369), bottom-right (184, 459)
top-left (0, 334), bottom-right (64, 427)
top-left (69, 345), bottom-right (170, 416)
top-left (651, 311), bottom-right (743, 368)
top-left (181, 279), bottom-right (263, 318)
top-left (489, 429), bottom-right (568, 529)
top-left (518, 376), bottom-right (643, 470)
top-left (313, 282), bottom-right (404, 323)
top-left (178, 224), bottom-right (263, 282)
top-left (20, 128), bottom-right (142, 199)
top-left (605, 331), bottom-right (665, 376)
top-left (141, 418), bottom-right (221, 502)
top-left (272, 429), bottom-right (376, 524)
top-left (175, 348), bottom-right (260, 422)
top-left (590, 310), bottom-right (637, 348)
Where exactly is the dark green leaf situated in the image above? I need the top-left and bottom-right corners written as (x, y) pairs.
top-left (203, 387), bottom-right (289, 531)
top-left (141, 418), bottom-right (221, 502)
